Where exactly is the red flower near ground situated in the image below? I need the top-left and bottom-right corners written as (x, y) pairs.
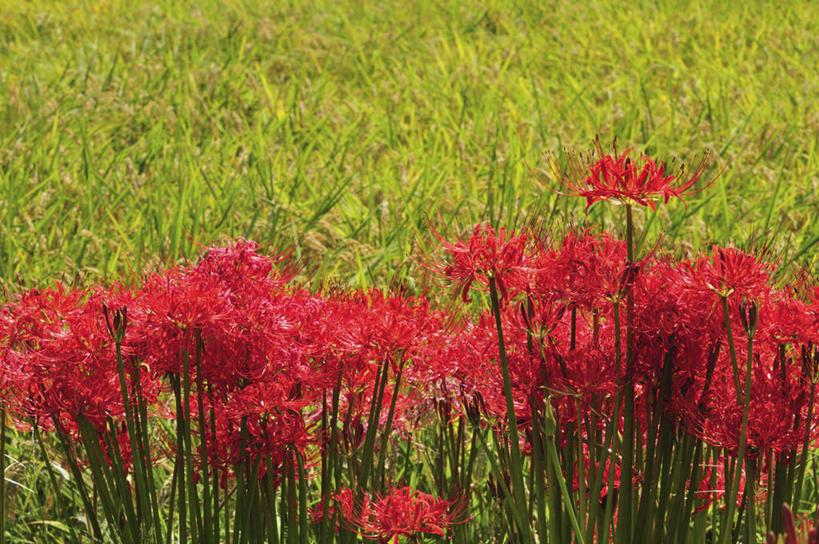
top-left (335, 486), bottom-right (466, 543)
top-left (553, 146), bottom-right (711, 211)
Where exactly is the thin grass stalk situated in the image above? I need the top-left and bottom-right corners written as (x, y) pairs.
top-left (34, 424), bottom-right (82, 544)
top-left (487, 275), bottom-right (532, 543)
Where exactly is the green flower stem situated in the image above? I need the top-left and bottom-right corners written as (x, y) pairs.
top-left (376, 357), bottom-right (406, 491)
top-left (357, 356), bottom-right (388, 498)
top-left (544, 404), bottom-right (586, 544)
top-left (720, 330), bottom-right (754, 544)
top-left (0, 407), bottom-right (4, 544)
top-left (113, 340), bottom-right (152, 540)
top-left (471, 422), bottom-right (529, 541)
top-left (77, 416), bottom-right (124, 544)
top-left (54, 424), bottom-right (102, 540)
top-left (193, 331), bottom-right (213, 544)
top-left (181, 350), bottom-right (202, 543)
top-left (584, 301), bottom-right (624, 543)
top-left (720, 296), bottom-right (742, 401)
top-left (488, 275), bottom-right (533, 543)
top-left (529, 402), bottom-right (548, 544)
top-left (265, 457), bottom-right (280, 544)
top-left (171, 377), bottom-right (187, 544)
top-left (618, 203), bottom-right (635, 544)
top-left (744, 458), bottom-right (758, 544)
top-left (34, 424), bottom-right (81, 544)
top-left (793, 382), bottom-right (817, 509)
top-left (164, 456), bottom-right (179, 544)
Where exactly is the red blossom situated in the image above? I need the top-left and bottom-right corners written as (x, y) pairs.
top-left (334, 486), bottom-right (466, 543)
top-left (552, 145), bottom-right (711, 211)
top-left (429, 223), bottom-right (531, 303)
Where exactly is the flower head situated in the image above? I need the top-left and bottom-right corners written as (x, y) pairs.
top-left (335, 486), bottom-right (466, 543)
top-left (552, 145), bottom-right (711, 211)
top-left (429, 223), bottom-right (530, 303)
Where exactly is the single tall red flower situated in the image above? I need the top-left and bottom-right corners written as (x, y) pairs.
top-left (335, 486), bottom-right (466, 544)
top-left (552, 146), bottom-right (711, 211)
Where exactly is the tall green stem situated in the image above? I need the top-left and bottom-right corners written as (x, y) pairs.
top-left (720, 326), bottom-right (754, 544)
top-left (488, 275), bottom-right (532, 542)
top-left (617, 203), bottom-right (635, 543)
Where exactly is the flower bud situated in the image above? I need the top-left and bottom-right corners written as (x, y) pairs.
top-left (738, 300), bottom-right (758, 338)
top-left (103, 304), bottom-right (128, 344)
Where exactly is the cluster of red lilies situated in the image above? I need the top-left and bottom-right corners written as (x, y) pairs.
top-left (0, 146), bottom-right (816, 543)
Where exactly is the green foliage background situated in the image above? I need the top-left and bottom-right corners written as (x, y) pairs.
top-left (1, 0), bottom-right (816, 292)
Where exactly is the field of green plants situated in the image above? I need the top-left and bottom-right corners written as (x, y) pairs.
top-left (1, 1), bottom-right (817, 543)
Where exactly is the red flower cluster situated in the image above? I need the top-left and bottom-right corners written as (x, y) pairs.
top-left (334, 486), bottom-right (465, 543)
top-left (0, 231), bottom-right (815, 527)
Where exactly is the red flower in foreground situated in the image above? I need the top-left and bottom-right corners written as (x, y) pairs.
top-left (431, 223), bottom-right (530, 302)
top-left (552, 146), bottom-right (711, 211)
top-left (335, 486), bottom-right (466, 543)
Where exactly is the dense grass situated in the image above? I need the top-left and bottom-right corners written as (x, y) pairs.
top-left (1, 0), bottom-right (816, 293)
top-left (0, 1), bottom-right (817, 541)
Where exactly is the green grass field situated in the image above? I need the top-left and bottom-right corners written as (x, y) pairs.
top-left (1, 0), bottom-right (817, 541)
top-left (1, 0), bottom-right (817, 292)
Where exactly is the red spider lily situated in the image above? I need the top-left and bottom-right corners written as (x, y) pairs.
top-left (552, 146), bottom-right (711, 211)
top-left (334, 486), bottom-right (466, 543)
top-left (205, 380), bottom-right (314, 476)
top-left (691, 245), bottom-right (774, 299)
top-left (0, 284), bottom-right (159, 432)
top-left (696, 347), bottom-right (808, 458)
top-left (533, 230), bottom-right (630, 307)
top-left (430, 223), bottom-right (531, 303)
